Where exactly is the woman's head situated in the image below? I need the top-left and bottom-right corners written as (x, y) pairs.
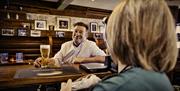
top-left (106, 0), bottom-right (178, 72)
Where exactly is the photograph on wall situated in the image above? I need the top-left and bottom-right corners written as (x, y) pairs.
top-left (57, 17), bottom-right (70, 31)
top-left (34, 20), bottom-right (47, 30)
top-left (1, 29), bottom-right (15, 36)
top-left (56, 31), bottom-right (65, 37)
top-left (0, 53), bottom-right (8, 64)
top-left (30, 30), bottom-right (41, 37)
top-left (16, 52), bottom-right (23, 63)
top-left (18, 29), bottom-right (27, 36)
top-left (90, 22), bottom-right (98, 33)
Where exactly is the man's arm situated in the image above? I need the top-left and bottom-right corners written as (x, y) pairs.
top-left (52, 44), bottom-right (66, 66)
top-left (73, 56), bottom-right (105, 63)
top-left (73, 41), bottom-right (106, 63)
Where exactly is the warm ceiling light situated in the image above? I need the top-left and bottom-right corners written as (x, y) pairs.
top-left (91, 0), bottom-right (95, 2)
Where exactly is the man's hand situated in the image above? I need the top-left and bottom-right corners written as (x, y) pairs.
top-left (60, 79), bottom-right (72, 91)
top-left (34, 57), bottom-right (42, 68)
top-left (47, 58), bottom-right (56, 67)
top-left (34, 57), bottom-right (56, 68)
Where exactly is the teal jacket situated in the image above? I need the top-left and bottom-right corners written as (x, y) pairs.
top-left (93, 67), bottom-right (173, 91)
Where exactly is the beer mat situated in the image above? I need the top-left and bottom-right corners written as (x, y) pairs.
top-left (37, 71), bottom-right (63, 76)
top-left (14, 66), bottom-right (81, 78)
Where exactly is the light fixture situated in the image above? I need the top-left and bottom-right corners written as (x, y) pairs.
top-left (91, 0), bottom-right (95, 2)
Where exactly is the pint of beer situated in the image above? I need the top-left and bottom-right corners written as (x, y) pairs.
top-left (40, 45), bottom-right (50, 68)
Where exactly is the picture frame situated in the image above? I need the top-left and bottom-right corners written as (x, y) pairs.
top-left (34, 20), bottom-right (47, 30)
top-left (56, 31), bottom-right (65, 37)
top-left (18, 29), bottom-right (27, 36)
top-left (30, 30), bottom-right (41, 37)
top-left (90, 22), bottom-right (98, 33)
top-left (57, 17), bottom-right (70, 31)
top-left (16, 52), bottom-right (23, 63)
top-left (0, 53), bottom-right (8, 64)
top-left (1, 29), bottom-right (15, 36)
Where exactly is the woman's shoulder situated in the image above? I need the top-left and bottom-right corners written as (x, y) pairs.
top-left (93, 68), bottom-right (172, 91)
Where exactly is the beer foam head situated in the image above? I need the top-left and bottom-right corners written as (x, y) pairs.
top-left (40, 45), bottom-right (50, 49)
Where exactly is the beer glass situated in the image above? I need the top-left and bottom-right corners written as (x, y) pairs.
top-left (40, 45), bottom-right (50, 68)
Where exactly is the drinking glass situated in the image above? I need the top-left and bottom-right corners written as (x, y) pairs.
top-left (40, 45), bottom-right (50, 68)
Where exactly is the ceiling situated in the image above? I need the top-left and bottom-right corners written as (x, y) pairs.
top-left (2, 0), bottom-right (180, 11)
top-left (70, 0), bottom-right (120, 10)
top-left (43, 0), bottom-right (120, 10)
top-left (43, 0), bottom-right (180, 10)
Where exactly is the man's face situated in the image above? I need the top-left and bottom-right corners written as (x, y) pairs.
top-left (72, 26), bottom-right (87, 45)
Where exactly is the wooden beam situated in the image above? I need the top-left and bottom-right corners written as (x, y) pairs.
top-left (166, 0), bottom-right (180, 6)
top-left (57, 0), bottom-right (74, 10)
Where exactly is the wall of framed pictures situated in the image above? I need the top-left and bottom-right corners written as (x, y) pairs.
top-left (0, 12), bottom-right (106, 38)
top-left (26, 13), bottom-right (105, 33)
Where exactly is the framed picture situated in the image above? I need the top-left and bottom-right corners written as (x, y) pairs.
top-left (18, 29), bottom-right (27, 36)
top-left (56, 31), bottom-right (65, 37)
top-left (34, 20), bottom-right (47, 30)
top-left (16, 52), bottom-right (23, 63)
top-left (2, 29), bottom-right (15, 36)
top-left (0, 53), bottom-right (8, 64)
top-left (57, 17), bottom-right (70, 31)
top-left (30, 30), bottom-right (41, 37)
top-left (90, 22), bottom-right (98, 33)
top-left (49, 25), bottom-right (54, 31)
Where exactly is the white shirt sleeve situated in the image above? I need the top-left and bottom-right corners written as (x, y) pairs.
top-left (90, 42), bottom-right (106, 57)
top-left (53, 44), bottom-right (65, 67)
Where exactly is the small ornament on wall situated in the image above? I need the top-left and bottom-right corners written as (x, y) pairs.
top-left (16, 13), bottom-right (19, 20)
top-left (49, 25), bottom-right (54, 31)
top-left (7, 13), bottom-right (10, 19)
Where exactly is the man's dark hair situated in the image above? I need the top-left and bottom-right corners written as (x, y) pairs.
top-left (102, 16), bottom-right (109, 24)
top-left (73, 22), bottom-right (89, 31)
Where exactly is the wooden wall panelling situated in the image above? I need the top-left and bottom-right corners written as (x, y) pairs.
top-left (0, 36), bottom-right (49, 60)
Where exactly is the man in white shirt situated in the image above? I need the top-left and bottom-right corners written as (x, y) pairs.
top-left (34, 22), bottom-right (106, 67)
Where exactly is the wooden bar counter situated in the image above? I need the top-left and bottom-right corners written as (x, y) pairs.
top-left (0, 63), bottom-right (112, 89)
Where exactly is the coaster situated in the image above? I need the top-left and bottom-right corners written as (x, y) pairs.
top-left (37, 71), bottom-right (63, 76)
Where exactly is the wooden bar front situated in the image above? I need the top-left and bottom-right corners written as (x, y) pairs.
top-left (0, 63), bottom-right (112, 89)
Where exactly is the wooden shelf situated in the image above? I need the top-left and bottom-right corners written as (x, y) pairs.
top-left (0, 9), bottom-right (27, 14)
top-left (0, 19), bottom-right (34, 22)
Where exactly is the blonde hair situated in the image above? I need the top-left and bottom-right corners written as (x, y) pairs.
top-left (106, 0), bottom-right (178, 72)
